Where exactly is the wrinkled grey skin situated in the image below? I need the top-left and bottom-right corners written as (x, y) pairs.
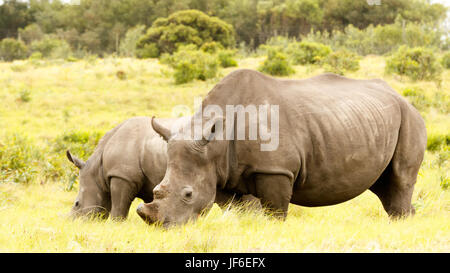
top-left (67, 117), bottom-right (258, 220)
top-left (137, 69), bottom-right (427, 226)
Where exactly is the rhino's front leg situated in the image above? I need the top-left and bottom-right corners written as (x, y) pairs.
top-left (254, 174), bottom-right (293, 219)
top-left (110, 177), bottom-right (137, 220)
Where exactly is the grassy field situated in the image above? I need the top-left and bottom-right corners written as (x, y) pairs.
top-left (0, 56), bottom-right (449, 252)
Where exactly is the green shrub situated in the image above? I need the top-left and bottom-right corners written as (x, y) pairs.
top-left (65, 56), bottom-right (78, 62)
top-left (200, 42), bottom-right (224, 54)
top-left (431, 92), bottom-right (450, 114)
top-left (322, 49), bottom-right (360, 75)
top-left (0, 133), bottom-right (41, 183)
top-left (137, 10), bottom-right (235, 57)
top-left (119, 25), bottom-right (146, 57)
top-left (136, 43), bottom-right (159, 58)
top-left (53, 130), bottom-right (104, 161)
top-left (0, 38), bottom-right (28, 61)
top-left (302, 21), bottom-right (444, 56)
top-left (441, 174), bottom-right (450, 190)
top-left (162, 45), bottom-right (220, 84)
top-left (43, 130), bottom-right (104, 186)
top-left (261, 36), bottom-right (295, 50)
top-left (257, 36), bottom-right (295, 58)
top-left (10, 63), bottom-right (28, 72)
top-left (259, 49), bottom-right (295, 76)
top-left (258, 38), bottom-right (332, 67)
top-left (426, 132), bottom-right (450, 152)
top-left (385, 46), bottom-right (442, 81)
top-left (173, 62), bottom-right (198, 84)
top-left (18, 89), bottom-right (32, 103)
top-left (401, 87), bottom-right (431, 112)
top-left (49, 129), bottom-right (103, 186)
top-left (441, 52), bottom-right (450, 69)
top-left (286, 41), bottom-right (332, 65)
top-left (18, 23), bottom-right (44, 45)
top-left (29, 51), bottom-right (43, 60)
top-left (435, 147), bottom-right (449, 167)
top-left (30, 37), bottom-right (72, 59)
top-left (217, 49), bottom-right (238, 68)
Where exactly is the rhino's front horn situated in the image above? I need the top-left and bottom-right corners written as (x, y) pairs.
top-left (136, 202), bottom-right (160, 225)
top-left (151, 116), bottom-right (172, 142)
top-left (66, 150), bottom-right (86, 169)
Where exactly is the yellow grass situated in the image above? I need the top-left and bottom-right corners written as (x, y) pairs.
top-left (0, 56), bottom-right (449, 252)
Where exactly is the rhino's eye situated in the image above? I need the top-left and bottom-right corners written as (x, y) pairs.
top-left (181, 187), bottom-right (193, 201)
top-left (185, 191), bottom-right (192, 198)
top-left (74, 201), bottom-right (79, 207)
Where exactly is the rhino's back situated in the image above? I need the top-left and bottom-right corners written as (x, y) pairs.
top-left (101, 117), bottom-right (173, 195)
top-left (102, 117), bottom-right (156, 183)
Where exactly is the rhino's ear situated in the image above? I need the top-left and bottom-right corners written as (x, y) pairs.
top-left (151, 116), bottom-right (172, 142)
top-left (66, 150), bottom-right (86, 169)
top-left (202, 115), bottom-right (224, 144)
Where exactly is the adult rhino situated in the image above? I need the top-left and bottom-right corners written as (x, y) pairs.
top-left (137, 69), bottom-right (427, 226)
top-left (67, 116), bottom-right (259, 220)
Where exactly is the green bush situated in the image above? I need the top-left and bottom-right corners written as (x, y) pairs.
top-left (441, 174), bottom-right (450, 190)
top-left (30, 37), bottom-right (72, 59)
top-left (53, 130), bottom-right (104, 161)
top-left (322, 49), bottom-right (360, 75)
top-left (65, 56), bottom-right (78, 62)
top-left (18, 23), bottom-right (44, 45)
top-left (259, 36), bottom-right (294, 52)
top-left (427, 133), bottom-right (450, 152)
top-left (401, 86), bottom-right (449, 114)
top-left (0, 38), bottom-right (28, 61)
top-left (401, 87), bottom-right (431, 112)
top-left (200, 42), bottom-right (224, 54)
top-left (259, 49), bottom-right (295, 76)
top-left (119, 25), bottom-right (146, 57)
top-left (163, 45), bottom-right (220, 84)
top-left (302, 21), bottom-right (444, 56)
top-left (137, 10), bottom-right (235, 57)
top-left (441, 52), bottom-right (450, 69)
top-left (286, 41), bottom-right (332, 65)
top-left (173, 62), bottom-right (198, 84)
top-left (217, 49), bottom-right (238, 68)
top-left (10, 63), bottom-right (28, 72)
top-left (385, 46), bottom-right (442, 81)
top-left (431, 92), bottom-right (450, 114)
top-left (29, 51), bottom-right (43, 60)
top-left (18, 89), bottom-right (32, 103)
top-left (0, 133), bottom-right (41, 183)
top-left (136, 43), bottom-right (159, 58)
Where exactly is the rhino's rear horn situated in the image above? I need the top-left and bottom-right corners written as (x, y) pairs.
top-left (66, 150), bottom-right (86, 169)
top-left (151, 116), bottom-right (171, 142)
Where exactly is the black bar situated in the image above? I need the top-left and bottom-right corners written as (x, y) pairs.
top-left (0, 253), bottom-right (446, 272)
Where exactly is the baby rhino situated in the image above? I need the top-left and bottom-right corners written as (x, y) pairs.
top-left (67, 117), bottom-right (260, 220)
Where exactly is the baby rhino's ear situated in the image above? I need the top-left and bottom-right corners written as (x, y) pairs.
top-left (66, 150), bottom-right (86, 169)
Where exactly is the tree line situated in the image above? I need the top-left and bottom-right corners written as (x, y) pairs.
top-left (0, 0), bottom-right (447, 56)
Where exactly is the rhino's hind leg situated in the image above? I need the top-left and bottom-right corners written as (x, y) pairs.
top-left (110, 177), bottom-right (138, 220)
top-left (369, 165), bottom-right (417, 218)
top-left (370, 104), bottom-right (426, 218)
